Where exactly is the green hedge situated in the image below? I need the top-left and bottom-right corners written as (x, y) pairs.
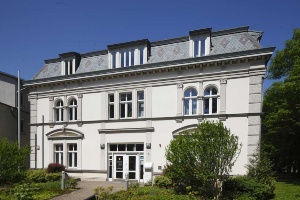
top-left (26, 170), bottom-right (61, 183)
top-left (110, 186), bottom-right (196, 200)
top-left (154, 176), bottom-right (172, 188)
top-left (223, 176), bottom-right (275, 200)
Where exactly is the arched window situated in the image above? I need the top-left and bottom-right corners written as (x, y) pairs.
top-left (183, 88), bottom-right (198, 115)
top-left (55, 100), bottom-right (64, 122)
top-left (204, 87), bottom-right (218, 114)
top-left (69, 98), bottom-right (77, 121)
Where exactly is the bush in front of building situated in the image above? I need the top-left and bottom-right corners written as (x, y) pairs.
top-left (0, 137), bottom-right (30, 185)
top-left (109, 186), bottom-right (196, 200)
top-left (26, 169), bottom-right (61, 183)
top-left (223, 176), bottom-right (274, 200)
top-left (165, 121), bottom-right (241, 199)
top-left (154, 175), bottom-right (172, 189)
top-left (46, 163), bottom-right (65, 173)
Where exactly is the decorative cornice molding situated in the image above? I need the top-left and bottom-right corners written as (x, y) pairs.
top-left (30, 112), bottom-right (264, 127)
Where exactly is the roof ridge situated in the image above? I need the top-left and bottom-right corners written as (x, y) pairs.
top-left (212, 26), bottom-right (249, 36)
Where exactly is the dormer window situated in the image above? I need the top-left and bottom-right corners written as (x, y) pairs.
top-left (189, 28), bottom-right (211, 57)
top-left (59, 52), bottom-right (81, 75)
top-left (108, 39), bottom-right (149, 69)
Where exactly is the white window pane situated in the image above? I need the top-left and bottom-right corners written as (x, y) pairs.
top-left (127, 93), bottom-right (132, 101)
top-left (201, 39), bottom-right (206, 56)
top-left (128, 103), bottom-right (132, 117)
top-left (140, 47), bottom-right (144, 64)
top-left (194, 40), bottom-right (199, 57)
top-left (138, 103), bottom-right (144, 117)
top-left (192, 99), bottom-right (197, 114)
top-left (204, 99), bottom-right (209, 114)
top-left (212, 88), bottom-right (218, 95)
top-left (137, 91), bottom-right (144, 100)
top-left (184, 89), bottom-right (191, 97)
top-left (212, 98), bottom-right (218, 113)
top-left (120, 104), bottom-right (125, 118)
top-left (184, 99), bottom-right (189, 115)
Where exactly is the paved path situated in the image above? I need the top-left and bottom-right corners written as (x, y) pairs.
top-left (51, 180), bottom-right (126, 200)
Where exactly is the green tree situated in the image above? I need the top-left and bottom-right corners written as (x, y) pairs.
top-left (262, 28), bottom-right (300, 173)
top-left (0, 137), bottom-right (31, 184)
top-left (268, 29), bottom-right (300, 79)
top-left (165, 121), bottom-right (241, 199)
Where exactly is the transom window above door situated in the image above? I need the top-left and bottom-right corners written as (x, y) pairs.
top-left (109, 143), bottom-right (144, 152)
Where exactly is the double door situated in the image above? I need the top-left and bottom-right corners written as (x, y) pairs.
top-left (114, 154), bottom-right (142, 180)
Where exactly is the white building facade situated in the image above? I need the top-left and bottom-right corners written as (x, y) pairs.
top-left (25, 26), bottom-right (274, 181)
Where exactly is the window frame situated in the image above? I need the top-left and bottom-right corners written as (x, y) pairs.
top-left (203, 86), bottom-right (219, 115)
top-left (190, 36), bottom-right (209, 57)
top-left (68, 143), bottom-right (78, 168)
top-left (110, 46), bottom-right (146, 68)
top-left (183, 88), bottom-right (198, 116)
top-left (68, 98), bottom-right (78, 121)
top-left (119, 92), bottom-right (133, 119)
top-left (55, 99), bottom-right (64, 122)
top-left (54, 144), bottom-right (64, 165)
top-left (137, 91), bottom-right (145, 118)
top-left (108, 94), bottom-right (115, 119)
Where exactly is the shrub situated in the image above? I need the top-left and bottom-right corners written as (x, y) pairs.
top-left (45, 173), bottom-right (61, 182)
top-left (26, 169), bottom-right (61, 183)
top-left (94, 186), bottom-right (114, 199)
top-left (26, 170), bottom-right (47, 183)
top-left (154, 176), bottom-right (172, 188)
top-left (110, 186), bottom-right (196, 200)
top-left (11, 183), bottom-right (39, 200)
top-left (0, 137), bottom-right (30, 184)
top-left (165, 121), bottom-right (241, 199)
top-left (46, 163), bottom-right (65, 173)
top-left (223, 176), bottom-right (275, 200)
top-left (66, 178), bottom-right (78, 189)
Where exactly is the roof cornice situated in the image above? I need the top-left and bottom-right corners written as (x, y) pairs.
top-left (24, 47), bottom-right (275, 88)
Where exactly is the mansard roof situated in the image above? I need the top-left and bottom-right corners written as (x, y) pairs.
top-left (31, 26), bottom-right (272, 81)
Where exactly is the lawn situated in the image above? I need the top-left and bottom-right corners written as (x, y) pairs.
top-left (274, 176), bottom-right (300, 200)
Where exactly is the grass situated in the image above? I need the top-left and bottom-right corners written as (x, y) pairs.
top-left (274, 175), bottom-right (300, 200)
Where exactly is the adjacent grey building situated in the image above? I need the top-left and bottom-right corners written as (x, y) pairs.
top-left (0, 71), bottom-right (30, 149)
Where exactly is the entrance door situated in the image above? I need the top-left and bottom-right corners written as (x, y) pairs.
top-left (114, 154), bottom-right (138, 180)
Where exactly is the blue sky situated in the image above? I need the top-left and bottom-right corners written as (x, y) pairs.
top-left (0, 0), bottom-right (299, 91)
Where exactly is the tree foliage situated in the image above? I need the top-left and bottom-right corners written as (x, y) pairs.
top-left (165, 121), bottom-right (241, 199)
top-left (0, 137), bottom-right (31, 184)
top-left (262, 28), bottom-right (300, 173)
top-left (268, 28), bottom-right (300, 79)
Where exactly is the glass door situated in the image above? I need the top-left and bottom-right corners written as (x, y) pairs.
top-left (113, 154), bottom-right (138, 180)
top-left (115, 155), bottom-right (124, 179)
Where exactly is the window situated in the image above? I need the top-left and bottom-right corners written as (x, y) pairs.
top-left (139, 47), bottom-right (144, 64)
top-left (120, 93), bottom-right (132, 118)
top-left (69, 98), bottom-right (77, 121)
top-left (68, 144), bottom-right (77, 168)
top-left (184, 88), bottom-right (197, 115)
top-left (194, 39), bottom-right (206, 57)
top-left (110, 47), bottom-right (145, 68)
top-left (63, 60), bottom-right (75, 75)
top-left (54, 144), bottom-right (63, 164)
top-left (137, 91), bottom-right (144, 117)
top-left (109, 94), bottom-right (115, 119)
top-left (109, 144), bottom-right (144, 151)
top-left (55, 100), bottom-right (64, 122)
top-left (204, 87), bottom-right (218, 114)
top-left (112, 52), bottom-right (117, 68)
